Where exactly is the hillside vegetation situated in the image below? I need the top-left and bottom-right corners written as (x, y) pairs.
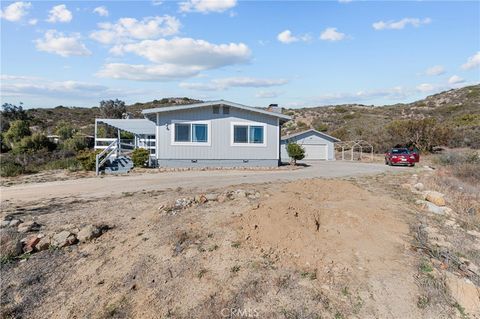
top-left (283, 84), bottom-right (480, 151)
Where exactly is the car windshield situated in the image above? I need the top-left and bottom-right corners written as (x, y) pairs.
top-left (391, 149), bottom-right (409, 154)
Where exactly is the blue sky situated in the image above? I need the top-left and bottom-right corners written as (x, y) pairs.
top-left (1, 0), bottom-right (479, 108)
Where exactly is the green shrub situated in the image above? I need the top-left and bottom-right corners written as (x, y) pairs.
top-left (54, 121), bottom-right (75, 140)
top-left (40, 157), bottom-right (82, 171)
top-left (12, 133), bottom-right (55, 154)
top-left (314, 123), bottom-right (328, 132)
top-left (62, 135), bottom-right (88, 152)
top-left (3, 120), bottom-right (31, 148)
top-left (286, 142), bottom-right (305, 165)
top-left (76, 150), bottom-right (98, 171)
top-left (131, 148), bottom-right (150, 167)
top-left (0, 159), bottom-right (23, 177)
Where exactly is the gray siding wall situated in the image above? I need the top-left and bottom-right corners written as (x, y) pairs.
top-left (155, 106), bottom-right (279, 164)
top-left (281, 133), bottom-right (336, 161)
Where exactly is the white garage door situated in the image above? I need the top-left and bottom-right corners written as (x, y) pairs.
top-left (302, 144), bottom-right (327, 160)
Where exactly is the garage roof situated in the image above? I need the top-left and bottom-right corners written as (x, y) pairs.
top-left (282, 129), bottom-right (341, 142)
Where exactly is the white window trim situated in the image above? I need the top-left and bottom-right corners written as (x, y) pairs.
top-left (171, 120), bottom-right (211, 146)
top-left (230, 121), bottom-right (267, 147)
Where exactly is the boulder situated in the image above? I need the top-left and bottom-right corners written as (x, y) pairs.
top-left (0, 220), bottom-right (10, 228)
top-left (234, 189), bottom-right (246, 198)
top-left (52, 231), bottom-right (77, 248)
top-left (23, 236), bottom-right (40, 253)
top-left (424, 191), bottom-right (446, 206)
top-left (17, 221), bottom-right (41, 233)
top-left (217, 194), bottom-right (227, 203)
top-left (204, 193), bottom-right (218, 201)
top-left (445, 272), bottom-right (480, 316)
top-left (416, 200), bottom-right (450, 215)
top-left (36, 236), bottom-right (51, 251)
top-left (77, 225), bottom-right (102, 243)
top-left (9, 219), bottom-right (22, 227)
top-left (413, 183), bottom-right (424, 191)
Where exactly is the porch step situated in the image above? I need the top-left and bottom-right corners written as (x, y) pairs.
top-left (103, 156), bottom-right (134, 174)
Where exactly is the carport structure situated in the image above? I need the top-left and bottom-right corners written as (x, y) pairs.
top-left (335, 140), bottom-right (374, 161)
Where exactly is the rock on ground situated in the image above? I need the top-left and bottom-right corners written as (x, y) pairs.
top-left (423, 191), bottom-right (446, 206)
top-left (77, 225), bottom-right (102, 243)
top-left (52, 231), bottom-right (77, 248)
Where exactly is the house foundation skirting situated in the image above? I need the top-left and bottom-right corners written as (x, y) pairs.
top-left (156, 159), bottom-right (279, 168)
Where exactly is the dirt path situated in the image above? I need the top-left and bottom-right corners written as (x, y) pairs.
top-left (1, 178), bottom-right (438, 318)
top-left (1, 161), bottom-right (400, 203)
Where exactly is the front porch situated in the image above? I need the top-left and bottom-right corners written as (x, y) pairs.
top-left (94, 118), bottom-right (156, 175)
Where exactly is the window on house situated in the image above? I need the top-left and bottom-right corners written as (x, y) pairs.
top-left (233, 124), bottom-right (264, 145)
top-left (223, 106), bottom-right (230, 114)
top-left (213, 106), bottom-right (220, 114)
top-left (249, 126), bottom-right (264, 144)
top-left (175, 123), bottom-right (190, 142)
top-left (192, 124), bottom-right (207, 142)
top-left (233, 125), bottom-right (248, 143)
top-left (174, 123), bottom-right (209, 143)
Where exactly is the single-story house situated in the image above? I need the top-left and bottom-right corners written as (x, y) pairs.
top-left (95, 100), bottom-right (291, 169)
top-left (280, 129), bottom-right (340, 161)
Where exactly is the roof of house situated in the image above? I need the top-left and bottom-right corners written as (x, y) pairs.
top-left (95, 118), bottom-right (155, 135)
top-left (281, 129), bottom-right (341, 142)
top-left (141, 100), bottom-right (291, 122)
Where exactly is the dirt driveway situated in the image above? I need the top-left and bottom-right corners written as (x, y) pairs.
top-left (1, 161), bottom-right (400, 202)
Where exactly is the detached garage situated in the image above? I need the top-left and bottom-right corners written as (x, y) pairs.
top-left (281, 129), bottom-right (340, 162)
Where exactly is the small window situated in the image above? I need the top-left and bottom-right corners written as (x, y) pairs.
top-left (192, 124), bottom-right (208, 142)
top-left (222, 106), bottom-right (230, 114)
top-left (249, 126), bottom-right (264, 144)
top-left (175, 123), bottom-right (190, 142)
top-left (213, 106), bottom-right (220, 114)
top-left (233, 125), bottom-right (248, 143)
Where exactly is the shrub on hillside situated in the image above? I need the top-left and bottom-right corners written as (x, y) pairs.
top-left (131, 148), bottom-right (150, 167)
top-left (55, 121), bottom-right (75, 140)
top-left (76, 150), bottom-right (98, 171)
top-left (286, 142), bottom-right (305, 165)
top-left (12, 133), bottom-right (56, 154)
top-left (3, 120), bottom-right (31, 148)
top-left (386, 118), bottom-right (452, 152)
top-left (0, 159), bottom-right (24, 177)
top-left (62, 135), bottom-right (88, 152)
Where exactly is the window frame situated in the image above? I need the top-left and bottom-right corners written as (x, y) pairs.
top-left (171, 120), bottom-right (211, 146)
top-left (230, 121), bottom-right (267, 147)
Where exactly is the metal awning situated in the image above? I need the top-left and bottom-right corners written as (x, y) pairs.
top-left (95, 119), bottom-right (155, 135)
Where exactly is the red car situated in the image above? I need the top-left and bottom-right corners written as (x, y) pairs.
top-left (385, 148), bottom-right (417, 167)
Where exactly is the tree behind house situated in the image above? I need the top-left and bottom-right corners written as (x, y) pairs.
top-left (99, 99), bottom-right (127, 119)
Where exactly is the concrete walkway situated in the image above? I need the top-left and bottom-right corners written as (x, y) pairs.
top-left (1, 161), bottom-right (404, 202)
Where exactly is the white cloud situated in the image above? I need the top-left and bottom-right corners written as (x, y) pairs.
top-left (47, 4), bottom-right (72, 23)
top-left (180, 77), bottom-right (288, 91)
top-left (98, 37), bottom-right (251, 81)
top-left (373, 17), bottom-right (431, 30)
top-left (416, 83), bottom-right (435, 93)
top-left (179, 0), bottom-right (237, 13)
top-left (93, 6), bottom-right (108, 17)
top-left (28, 18), bottom-right (37, 25)
top-left (112, 37), bottom-right (251, 66)
top-left (307, 86), bottom-right (409, 105)
top-left (90, 16), bottom-right (181, 44)
top-left (35, 30), bottom-right (91, 57)
top-left (152, 0), bottom-right (163, 5)
top-left (277, 30), bottom-right (311, 44)
top-left (320, 27), bottom-right (346, 41)
top-left (425, 65), bottom-right (445, 76)
top-left (1, 74), bottom-right (150, 104)
top-left (96, 63), bottom-right (204, 81)
top-left (461, 51), bottom-right (480, 70)
top-left (448, 75), bottom-right (465, 84)
top-left (1, 1), bottom-right (31, 22)
top-left (255, 90), bottom-right (283, 99)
